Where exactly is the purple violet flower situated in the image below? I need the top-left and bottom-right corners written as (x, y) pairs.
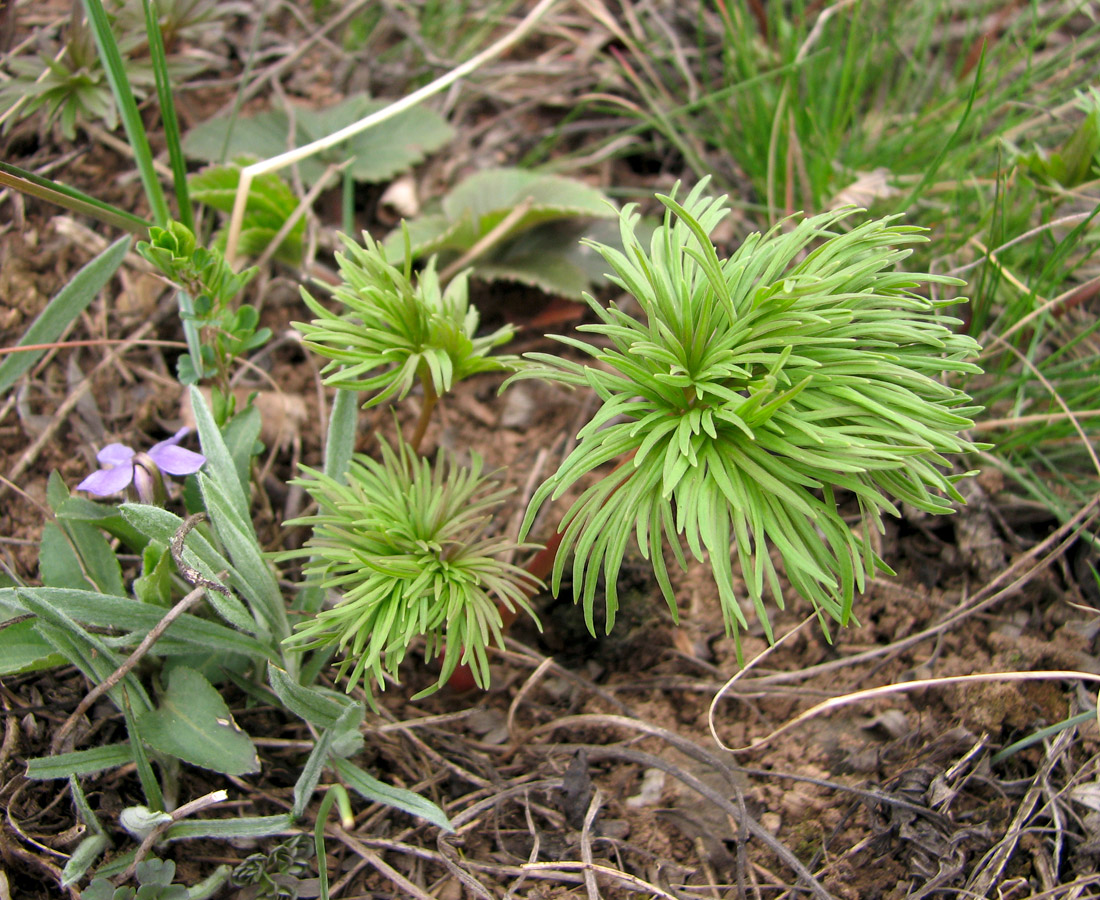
top-left (78, 428), bottom-right (206, 501)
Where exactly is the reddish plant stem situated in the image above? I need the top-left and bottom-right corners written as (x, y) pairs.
top-left (447, 451), bottom-right (636, 692)
top-left (408, 379), bottom-right (438, 455)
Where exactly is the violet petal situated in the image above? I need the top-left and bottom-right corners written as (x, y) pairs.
top-left (152, 427), bottom-right (191, 449)
top-left (97, 443), bottom-right (135, 466)
top-left (77, 463), bottom-right (135, 496)
top-left (149, 443), bottom-right (206, 476)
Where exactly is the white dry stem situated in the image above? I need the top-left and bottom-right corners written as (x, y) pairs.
top-left (225, 0), bottom-right (562, 266)
top-left (717, 670), bottom-right (1100, 756)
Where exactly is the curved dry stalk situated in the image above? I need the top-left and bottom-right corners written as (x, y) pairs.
top-left (225, 0), bottom-right (563, 265)
top-left (724, 670), bottom-right (1100, 756)
top-left (572, 743), bottom-right (837, 900)
top-left (986, 332), bottom-right (1100, 477)
top-left (728, 494), bottom-right (1100, 688)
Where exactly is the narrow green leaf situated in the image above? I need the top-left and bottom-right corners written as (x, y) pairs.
top-left (292, 387), bottom-right (360, 617)
top-left (26, 743), bottom-right (134, 779)
top-left (70, 776), bottom-right (105, 835)
top-left (334, 758), bottom-right (452, 832)
top-left (0, 236), bottom-right (129, 395)
top-left (142, 0), bottom-right (192, 230)
top-left (18, 589), bottom-right (154, 713)
top-left (118, 504), bottom-right (256, 633)
top-left (0, 162), bottom-right (149, 234)
top-left (324, 386), bottom-right (358, 485)
top-left (123, 690), bottom-right (164, 810)
top-left (267, 665), bottom-right (358, 731)
top-left (61, 833), bottom-right (110, 887)
top-left (164, 814), bottom-right (295, 840)
top-left (0, 586), bottom-right (274, 663)
top-left (292, 731), bottom-right (334, 821)
top-left (81, 0), bottom-right (169, 225)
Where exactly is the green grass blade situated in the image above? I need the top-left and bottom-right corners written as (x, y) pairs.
top-left (891, 43), bottom-right (985, 214)
top-left (0, 163), bottom-right (150, 234)
top-left (0, 236), bottom-right (129, 396)
top-left (143, 0), bottom-right (193, 231)
top-left (333, 757), bottom-right (453, 832)
top-left (81, 0), bottom-right (170, 226)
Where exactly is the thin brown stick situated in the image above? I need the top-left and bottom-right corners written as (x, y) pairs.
top-left (0, 338), bottom-right (186, 356)
top-left (50, 584), bottom-right (207, 755)
top-left (1, 320), bottom-right (155, 501)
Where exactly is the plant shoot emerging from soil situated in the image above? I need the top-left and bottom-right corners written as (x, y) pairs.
top-left (514, 181), bottom-right (985, 650)
top-left (281, 435), bottom-right (540, 699)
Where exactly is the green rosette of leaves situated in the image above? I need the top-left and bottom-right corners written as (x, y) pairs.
top-left (515, 180), bottom-right (984, 650)
top-left (295, 230), bottom-right (521, 409)
top-left (280, 436), bottom-right (540, 698)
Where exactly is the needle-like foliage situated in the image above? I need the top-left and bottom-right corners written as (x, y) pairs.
top-left (516, 181), bottom-right (984, 649)
top-left (280, 435), bottom-right (540, 699)
top-left (294, 230), bottom-right (520, 408)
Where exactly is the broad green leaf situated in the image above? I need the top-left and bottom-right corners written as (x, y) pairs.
top-left (189, 163), bottom-right (304, 265)
top-left (442, 168), bottom-right (613, 223)
top-left (0, 236), bottom-right (129, 395)
top-left (334, 758), bottom-right (452, 832)
top-left (0, 618), bottom-right (64, 674)
top-left (136, 666), bottom-right (260, 776)
top-left (381, 169), bottom-right (619, 299)
top-left (26, 742), bottom-right (134, 779)
top-left (38, 523), bottom-right (94, 591)
top-left (183, 93), bottom-right (453, 185)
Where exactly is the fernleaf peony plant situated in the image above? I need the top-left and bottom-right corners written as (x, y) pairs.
top-left (296, 230), bottom-right (520, 408)
top-left (281, 435), bottom-right (540, 699)
top-left (514, 180), bottom-right (983, 648)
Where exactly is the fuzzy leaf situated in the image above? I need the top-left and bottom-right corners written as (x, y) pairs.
top-left (0, 618), bottom-right (64, 675)
top-left (136, 666), bottom-right (260, 775)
